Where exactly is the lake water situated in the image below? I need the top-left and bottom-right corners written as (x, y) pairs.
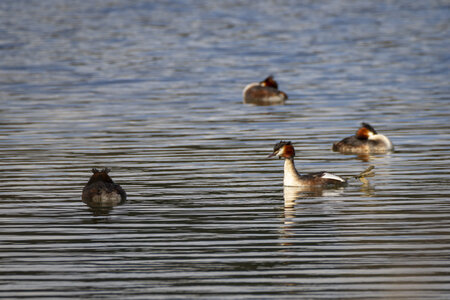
top-left (1, 0), bottom-right (449, 299)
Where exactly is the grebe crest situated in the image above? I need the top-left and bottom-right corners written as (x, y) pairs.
top-left (269, 141), bottom-right (346, 187)
top-left (260, 75), bottom-right (278, 89)
top-left (86, 168), bottom-right (114, 184)
top-left (82, 168), bottom-right (126, 208)
top-left (243, 75), bottom-right (288, 105)
top-left (269, 140), bottom-right (295, 159)
top-left (356, 123), bottom-right (377, 139)
top-left (333, 123), bottom-right (393, 154)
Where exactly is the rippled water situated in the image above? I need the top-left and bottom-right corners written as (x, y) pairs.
top-left (1, 0), bottom-right (449, 299)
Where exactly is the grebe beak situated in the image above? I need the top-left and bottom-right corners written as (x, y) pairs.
top-left (267, 150), bottom-right (281, 158)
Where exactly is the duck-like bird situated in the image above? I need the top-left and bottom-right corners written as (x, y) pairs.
top-left (332, 123), bottom-right (393, 153)
top-left (269, 141), bottom-right (347, 187)
top-left (82, 168), bottom-right (126, 208)
top-left (243, 75), bottom-right (288, 105)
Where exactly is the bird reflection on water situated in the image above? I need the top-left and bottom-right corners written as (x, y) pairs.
top-left (280, 186), bottom-right (345, 244)
top-left (280, 169), bottom-right (376, 243)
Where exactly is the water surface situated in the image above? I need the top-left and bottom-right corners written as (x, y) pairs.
top-left (0, 0), bottom-right (449, 299)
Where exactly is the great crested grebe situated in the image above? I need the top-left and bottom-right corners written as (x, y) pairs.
top-left (82, 168), bottom-right (126, 208)
top-left (243, 75), bottom-right (288, 104)
top-left (268, 141), bottom-right (347, 187)
top-left (332, 123), bottom-right (393, 154)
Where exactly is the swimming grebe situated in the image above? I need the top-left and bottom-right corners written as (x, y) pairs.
top-left (243, 75), bottom-right (288, 104)
top-left (268, 141), bottom-right (347, 187)
top-left (82, 168), bottom-right (126, 208)
top-left (332, 123), bottom-right (393, 153)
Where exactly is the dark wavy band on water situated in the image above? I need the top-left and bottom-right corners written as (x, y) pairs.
top-left (0, 0), bottom-right (449, 299)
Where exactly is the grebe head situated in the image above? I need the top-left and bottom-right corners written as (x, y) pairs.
top-left (259, 75), bottom-right (278, 89)
top-left (86, 168), bottom-right (114, 185)
top-left (268, 141), bottom-right (295, 159)
top-left (356, 123), bottom-right (377, 140)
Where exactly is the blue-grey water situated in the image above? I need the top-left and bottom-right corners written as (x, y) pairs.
top-left (1, 0), bottom-right (449, 299)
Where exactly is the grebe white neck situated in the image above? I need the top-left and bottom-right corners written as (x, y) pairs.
top-left (369, 134), bottom-right (393, 150)
top-left (242, 82), bottom-right (259, 96)
top-left (283, 158), bottom-right (302, 187)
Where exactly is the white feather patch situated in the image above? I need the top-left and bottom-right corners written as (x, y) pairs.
top-left (321, 172), bottom-right (345, 182)
top-left (369, 134), bottom-right (393, 150)
top-left (242, 82), bottom-right (259, 96)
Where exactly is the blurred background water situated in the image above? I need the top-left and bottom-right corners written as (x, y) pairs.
top-left (0, 0), bottom-right (449, 299)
